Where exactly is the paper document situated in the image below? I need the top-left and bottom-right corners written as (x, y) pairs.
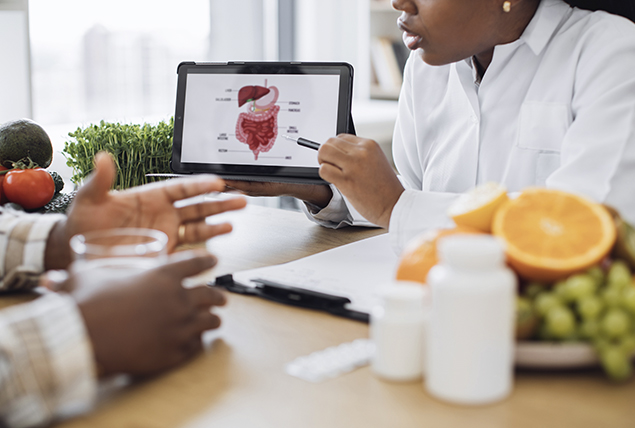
top-left (232, 234), bottom-right (399, 314)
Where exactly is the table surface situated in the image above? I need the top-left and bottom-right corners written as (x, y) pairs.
top-left (41, 204), bottom-right (634, 428)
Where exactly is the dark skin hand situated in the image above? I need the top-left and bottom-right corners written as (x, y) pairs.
top-left (53, 251), bottom-right (226, 378)
top-left (45, 152), bottom-right (247, 270)
top-left (318, 134), bottom-right (404, 228)
top-left (226, 135), bottom-right (403, 228)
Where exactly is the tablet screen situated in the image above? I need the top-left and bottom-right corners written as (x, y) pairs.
top-left (171, 62), bottom-right (354, 184)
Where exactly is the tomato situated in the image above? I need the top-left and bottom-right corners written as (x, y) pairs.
top-left (3, 168), bottom-right (55, 209)
top-left (0, 166), bottom-right (7, 204)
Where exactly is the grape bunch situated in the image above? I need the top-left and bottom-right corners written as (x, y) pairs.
top-left (517, 260), bottom-right (635, 381)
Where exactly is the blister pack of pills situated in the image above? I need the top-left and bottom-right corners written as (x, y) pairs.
top-left (285, 339), bottom-right (375, 383)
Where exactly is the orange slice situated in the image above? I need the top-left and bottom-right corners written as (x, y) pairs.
top-left (447, 182), bottom-right (509, 233)
top-left (395, 225), bottom-right (484, 285)
top-left (492, 188), bottom-right (616, 282)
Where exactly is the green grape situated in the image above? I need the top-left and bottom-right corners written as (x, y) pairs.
top-left (562, 330), bottom-right (581, 343)
top-left (622, 287), bottom-right (635, 315)
top-left (602, 288), bottom-right (622, 308)
top-left (524, 281), bottom-right (547, 299)
top-left (565, 274), bottom-right (596, 301)
top-left (545, 306), bottom-right (576, 339)
top-left (600, 308), bottom-right (631, 339)
top-left (600, 346), bottom-right (633, 381)
top-left (516, 296), bottom-right (539, 340)
top-left (593, 337), bottom-right (611, 353)
top-left (553, 280), bottom-right (570, 302)
top-left (586, 265), bottom-right (605, 288)
top-left (607, 260), bottom-right (632, 290)
top-left (579, 319), bottom-right (600, 340)
top-left (537, 322), bottom-right (555, 341)
top-left (576, 295), bottom-right (604, 320)
top-left (534, 292), bottom-right (563, 317)
top-left (619, 335), bottom-right (635, 354)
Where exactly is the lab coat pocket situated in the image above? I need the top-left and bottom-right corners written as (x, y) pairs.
top-left (535, 152), bottom-right (561, 186)
top-left (517, 102), bottom-right (569, 152)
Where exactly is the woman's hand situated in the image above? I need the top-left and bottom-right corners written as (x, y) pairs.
top-left (45, 152), bottom-right (247, 270)
top-left (224, 180), bottom-right (333, 209)
top-left (317, 134), bottom-right (404, 228)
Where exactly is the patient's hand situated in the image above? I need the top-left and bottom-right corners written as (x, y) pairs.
top-left (45, 152), bottom-right (247, 270)
top-left (62, 251), bottom-right (226, 378)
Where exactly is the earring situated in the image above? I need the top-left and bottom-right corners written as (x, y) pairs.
top-left (503, 1), bottom-right (511, 12)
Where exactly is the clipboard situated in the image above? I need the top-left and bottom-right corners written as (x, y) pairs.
top-left (210, 234), bottom-right (398, 322)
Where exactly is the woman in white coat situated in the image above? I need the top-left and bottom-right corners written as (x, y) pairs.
top-left (227, 0), bottom-right (635, 251)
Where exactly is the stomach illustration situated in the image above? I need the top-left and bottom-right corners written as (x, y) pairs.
top-left (235, 83), bottom-right (280, 160)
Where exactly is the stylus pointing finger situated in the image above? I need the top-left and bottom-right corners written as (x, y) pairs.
top-left (283, 135), bottom-right (321, 151)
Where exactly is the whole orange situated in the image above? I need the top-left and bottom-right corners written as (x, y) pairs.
top-left (395, 225), bottom-right (484, 285)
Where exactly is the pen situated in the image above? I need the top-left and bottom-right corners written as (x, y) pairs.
top-left (211, 274), bottom-right (369, 323)
top-left (283, 135), bottom-right (321, 150)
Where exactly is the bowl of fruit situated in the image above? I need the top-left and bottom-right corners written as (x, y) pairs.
top-left (397, 184), bottom-right (635, 381)
top-left (515, 260), bottom-right (635, 378)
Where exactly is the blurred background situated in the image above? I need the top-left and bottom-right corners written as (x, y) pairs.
top-left (0, 0), bottom-right (403, 206)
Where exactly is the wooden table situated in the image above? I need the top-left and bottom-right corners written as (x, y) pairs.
top-left (50, 204), bottom-right (633, 428)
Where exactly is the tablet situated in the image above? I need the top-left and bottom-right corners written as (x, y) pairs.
top-left (171, 61), bottom-right (354, 184)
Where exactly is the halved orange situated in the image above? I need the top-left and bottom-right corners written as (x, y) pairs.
top-left (492, 188), bottom-right (616, 282)
top-left (395, 225), bottom-right (484, 284)
top-left (447, 182), bottom-right (509, 233)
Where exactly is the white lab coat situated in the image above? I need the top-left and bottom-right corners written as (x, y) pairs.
top-left (305, 0), bottom-right (635, 253)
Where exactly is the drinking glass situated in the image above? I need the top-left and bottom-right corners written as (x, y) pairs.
top-left (70, 227), bottom-right (168, 274)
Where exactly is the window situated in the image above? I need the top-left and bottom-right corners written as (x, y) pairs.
top-left (0, 0), bottom-right (31, 122)
top-left (29, 0), bottom-right (210, 127)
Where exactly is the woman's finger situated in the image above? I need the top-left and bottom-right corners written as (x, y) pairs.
top-left (318, 163), bottom-right (345, 184)
top-left (317, 141), bottom-right (349, 168)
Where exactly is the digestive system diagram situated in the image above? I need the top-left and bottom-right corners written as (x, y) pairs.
top-left (235, 81), bottom-right (280, 160)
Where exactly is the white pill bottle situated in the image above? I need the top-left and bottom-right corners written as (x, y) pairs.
top-left (425, 234), bottom-right (517, 405)
top-left (370, 282), bottom-right (428, 382)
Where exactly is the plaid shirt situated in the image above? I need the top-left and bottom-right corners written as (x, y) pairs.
top-left (0, 208), bottom-right (97, 427)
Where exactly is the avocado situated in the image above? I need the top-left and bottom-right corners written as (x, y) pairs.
top-left (0, 119), bottom-right (53, 168)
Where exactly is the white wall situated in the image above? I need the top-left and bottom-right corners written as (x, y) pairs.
top-left (294, 0), bottom-right (370, 100)
top-left (0, 0), bottom-right (32, 123)
top-left (208, 0), bottom-right (266, 61)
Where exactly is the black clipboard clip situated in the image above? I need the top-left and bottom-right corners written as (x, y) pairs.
top-left (211, 274), bottom-right (369, 323)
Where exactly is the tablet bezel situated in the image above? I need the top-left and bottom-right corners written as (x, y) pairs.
top-left (171, 61), bottom-right (354, 184)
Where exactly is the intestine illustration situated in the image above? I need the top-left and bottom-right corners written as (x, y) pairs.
top-left (235, 80), bottom-right (280, 160)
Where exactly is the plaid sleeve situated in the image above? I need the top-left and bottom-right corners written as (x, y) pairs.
top-left (0, 209), bottom-right (66, 292)
top-left (0, 292), bottom-right (97, 428)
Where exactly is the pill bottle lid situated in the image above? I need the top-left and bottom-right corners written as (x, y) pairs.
top-left (380, 281), bottom-right (427, 315)
top-left (437, 235), bottom-right (506, 270)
